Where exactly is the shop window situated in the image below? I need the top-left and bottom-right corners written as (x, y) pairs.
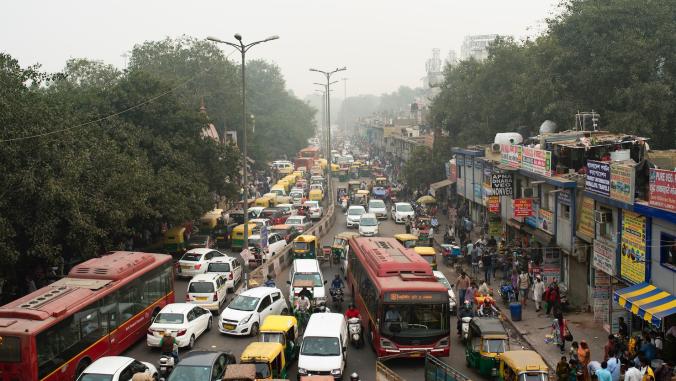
top-left (597, 207), bottom-right (613, 239)
top-left (560, 204), bottom-right (570, 220)
top-left (659, 232), bottom-right (676, 271)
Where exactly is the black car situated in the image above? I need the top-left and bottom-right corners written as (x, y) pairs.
top-left (167, 351), bottom-right (236, 381)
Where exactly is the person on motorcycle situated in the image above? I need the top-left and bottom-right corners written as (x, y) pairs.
top-left (345, 303), bottom-right (361, 319)
top-left (295, 293), bottom-right (311, 312)
top-left (478, 298), bottom-right (499, 317)
top-left (264, 275), bottom-right (275, 287)
top-left (331, 274), bottom-right (344, 290)
top-left (159, 331), bottom-right (179, 364)
top-left (298, 286), bottom-right (313, 301)
top-left (457, 301), bottom-right (474, 335)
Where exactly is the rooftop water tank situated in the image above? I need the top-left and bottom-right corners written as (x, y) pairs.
top-left (539, 120), bottom-right (557, 134)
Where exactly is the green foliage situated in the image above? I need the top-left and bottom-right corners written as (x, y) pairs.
top-left (431, 0), bottom-right (676, 149)
top-left (403, 146), bottom-right (444, 188)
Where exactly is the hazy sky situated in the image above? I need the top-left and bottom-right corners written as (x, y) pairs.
top-left (1, 0), bottom-right (560, 98)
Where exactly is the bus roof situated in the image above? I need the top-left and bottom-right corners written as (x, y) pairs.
top-left (0, 251), bottom-right (171, 334)
top-left (352, 237), bottom-right (432, 277)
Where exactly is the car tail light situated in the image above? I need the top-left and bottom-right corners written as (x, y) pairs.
top-left (194, 264), bottom-right (202, 270)
top-left (147, 328), bottom-right (154, 335)
top-left (185, 294), bottom-right (190, 301)
top-left (177, 329), bottom-right (187, 336)
top-left (228, 273), bottom-right (233, 280)
top-left (213, 293), bottom-right (218, 301)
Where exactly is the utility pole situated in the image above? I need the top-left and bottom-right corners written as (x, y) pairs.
top-left (342, 77), bottom-right (348, 131)
top-left (310, 67), bottom-right (346, 182)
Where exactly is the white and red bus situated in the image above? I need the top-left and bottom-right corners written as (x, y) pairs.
top-left (346, 237), bottom-right (451, 358)
top-left (298, 146), bottom-right (321, 160)
top-left (0, 251), bottom-right (174, 381)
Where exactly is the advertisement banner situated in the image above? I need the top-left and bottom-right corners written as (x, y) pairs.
top-left (539, 208), bottom-right (554, 234)
top-left (473, 183), bottom-right (482, 199)
top-left (585, 160), bottom-right (611, 197)
top-left (610, 163), bottom-right (635, 204)
top-left (449, 159), bottom-right (457, 182)
top-left (457, 177), bottom-right (465, 196)
top-left (500, 144), bottom-right (521, 167)
top-left (649, 168), bottom-right (676, 212)
top-left (620, 211), bottom-right (646, 283)
top-left (593, 237), bottom-right (616, 275)
top-left (577, 197), bottom-right (595, 242)
top-left (525, 200), bottom-right (540, 228)
top-left (488, 195), bottom-right (501, 213)
top-left (491, 173), bottom-right (513, 196)
top-left (558, 190), bottom-right (572, 206)
top-left (513, 199), bottom-right (533, 217)
top-left (521, 147), bottom-right (552, 177)
top-left (489, 220), bottom-right (502, 237)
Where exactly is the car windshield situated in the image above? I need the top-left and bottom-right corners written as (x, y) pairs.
top-left (188, 281), bottom-right (214, 293)
top-left (167, 365), bottom-right (211, 381)
top-left (436, 276), bottom-right (451, 289)
top-left (483, 339), bottom-right (507, 353)
top-left (369, 200), bottom-right (385, 208)
top-left (519, 372), bottom-right (548, 381)
top-left (154, 313), bottom-right (184, 324)
top-left (207, 262), bottom-right (231, 273)
top-left (228, 295), bottom-right (259, 311)
top-left (360, 217), bottom-right (377, 226)
top-left (293, 273), bottom-right (323, 287)
top-left (397, 204), bottom-right (413, 212)
top-left (348, 208), bottom-right (364, 215)
top-left (181, 253), bottom-right (203, 262)
top-left (381, 303), bottom-right (449, 338)
top-left (301, 337), bottom-right (341, 356)
top-left (260, 332), bottom-right (284, 344)
top-left (291, 192), bottom-right (302, 198)
top-left (79, 375), bottom-right (113, 381)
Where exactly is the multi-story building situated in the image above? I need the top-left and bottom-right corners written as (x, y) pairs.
top-left (460, 34), bottom-right (500, 61)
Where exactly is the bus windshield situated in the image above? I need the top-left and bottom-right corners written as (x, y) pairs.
top-left (381, 303), bottom-right (449, 338)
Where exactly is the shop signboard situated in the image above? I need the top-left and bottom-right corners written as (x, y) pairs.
top-left (489, 220), bottom-right (502, 237)
top-left (491, 173), bottom-right (513, 196)
top-left (649, 168), bottom-right (676, 212)
top-left (593, 237), bottom-right (616, 276)
top-left (577, 197), bottom-right (595, 242)
top-left (521, 146), bottom-right (552, 177)
top-left (473, 183), bottom-right (481, 199)
top-left (585, 160), bottom-right (611, 197)
top-left (558, 190), bottom-right (572, 205)
top-left (539, 208), bottom-right (554, 235)
top-left (513, 198), bottom-right (533, 217)
top-left (483, 166), bottom-right (492, 177)
top-left (541, 265), bottom-right (560, 284)
top-left (488, 195), bottom-right (501, 213)
top-left (610, 163), bottom-right (635, 204)
top-left (449, 159), bottom-right (457, 182)
top-left (620, 211), bottom-right (647, 284)
top-left (524, 200), bottom-right (540, 228)
top-left (500, 144), bottom-right (521, 167)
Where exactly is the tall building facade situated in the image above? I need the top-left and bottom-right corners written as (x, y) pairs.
top-left (460, 34), bottom-right (499, 61)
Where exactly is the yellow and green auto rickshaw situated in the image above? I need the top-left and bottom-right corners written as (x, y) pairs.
top-left (231, 224), bottom-right (255, 250)
top-left (347, 180), bottom-right (361, 195)
top-left (466, 318), bottom-right (510, 377)
top-left (414, 246), bottom-right (438, 270)
top-left (308, 188), bottom-right (323, 202)
top-left (255, 196), bottom-right (274, 208)
top-left (394, 233), bottom-right (418, 249)
top-left (259, 315), bottom-right (299, 362)
top-left (199, 209), bottom-right (222, 233)
top-left (283, 174), bottom-right (297, 187)
top-left (292, 235), bottom-right (320, 259)
top-left (163, 226), bottom-right (186, 254)
top-left (332, 232), bottom-right (359, 262)
top-left (317, 158), bottom-right (328, 171)
top-left (499, 350), bottom-right (549, 381)
top-left (276, 179), bottom-right (290, 193)
top-left (240, 342), bottom-right (288, 380)
top-left (330, 163), bottom-right (340, 173)
top-left (349, 164), bottom-right (360, 179)
top-left (375, 176), bottom-right (388, 188)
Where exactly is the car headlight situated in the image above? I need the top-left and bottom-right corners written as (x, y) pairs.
top-left (241, 314), bottom-right (253, 324)
top-left (298, 368), bottom-right (308, 375)
top-left (331, 369), bottom-right (342, 376)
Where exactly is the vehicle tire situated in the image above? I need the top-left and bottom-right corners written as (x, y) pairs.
top-left (188, 335), bottom-right (195, 349)
top-left (75, 358), bottom-right (91, 379)
top-left (152, 373), bottom-right (159, 381)
top-left (250, 322), bottom-right (259, 336)
top-left (281, 308), bottom-right (289, 315)
top-left (207, 317), bottom-right (213, 331)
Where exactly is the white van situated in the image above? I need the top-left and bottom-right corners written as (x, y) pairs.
top-left (186, 273), bottom-right (228, 312)
top-left (288, 259), bottom-right (327, 305)
top-left (297, 313), bottom-right (348, 379)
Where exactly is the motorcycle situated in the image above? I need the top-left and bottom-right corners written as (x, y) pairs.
top-left (461, 316), bottom-right (472, 343)
top-left (499, 283), bottom-right (516, 305)
top-left (330, 287), bottom-right (344, 310)
top-left (158, 355), bottom-right (175, 379)
top-left (347, 317), bottom-right (363, 348)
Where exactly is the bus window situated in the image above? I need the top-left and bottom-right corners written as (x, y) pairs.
top-left (100, 295), bottom-right (119, 332)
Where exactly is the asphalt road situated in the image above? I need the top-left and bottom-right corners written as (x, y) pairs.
top-left (124, 177), bottom-right (521, 380)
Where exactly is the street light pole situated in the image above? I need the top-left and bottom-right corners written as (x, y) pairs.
top-left (310, 67), bottom-right (346, 184)
top-left (208, 33), bottom-right (279, 254)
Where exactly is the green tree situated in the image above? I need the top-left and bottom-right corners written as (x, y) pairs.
top-left (403, 146), bottom-right (444, 189)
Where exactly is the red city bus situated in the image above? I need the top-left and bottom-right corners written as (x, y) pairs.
top-left (298, 146), bottom-right (320, 160)
top-left (346, 237), bottom-right (450, 358)
top-left (0, 251), bottom-right (174, 381)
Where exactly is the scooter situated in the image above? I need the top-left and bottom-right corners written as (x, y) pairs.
top-left (330, 287), bottom-right (344, 310)
top-left (461, 316), bottom-right (472, 343)
top-left (158, 355), bottom-right (175, 379)
top-left (499, 283), bottom-right (516, 305)
top-left (347, 317), bottom-right (363, 348)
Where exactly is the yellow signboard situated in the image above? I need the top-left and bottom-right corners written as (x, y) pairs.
top-left (620, 211), bottom-right (646, 283)
top-left (577, 197), bottom-right (595, 242)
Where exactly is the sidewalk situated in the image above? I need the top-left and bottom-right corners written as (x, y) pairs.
top-left (431, 209), bottom-right (608, 369)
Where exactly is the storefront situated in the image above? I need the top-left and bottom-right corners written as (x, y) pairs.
top-left (614, 283), bottom-right (676, 333)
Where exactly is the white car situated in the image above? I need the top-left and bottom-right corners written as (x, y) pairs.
top-left (358, 213), bottom-right (379, 236)
top-left (433, 270), bottom-right (457, 314)
top-left (249, 206), bottom-right (265, 219)
top-left (177, 248), bottom-right (226, 278)
top-left (346, 205), bottom-right (366, 228)
top-left (250, 218), bottom-right (271, 234)
top-left (289, 190), bottom-right (304, 206)
top-left (304, 200), bottom-right (323, 220)
top-left (186, 273), bottom-right (228, 312)
top-left (205, 256), bottom-right (243, 291)
top-left (276, 203), bottom-right (296, 216)
top-left (248, 232), bottom-right (287, 259)
top-left (219, 287), bottom-right (288, 336)
top-left (77, 356), bottom-right (157, 381)
top-left (368, 199), bottom-right (387, 219)
top-left (286, 215), bottom-right (312, 233)
top-left (391, 202), bottom-right (415, 223)
top-left (147, 303), bottom-right (212, 349)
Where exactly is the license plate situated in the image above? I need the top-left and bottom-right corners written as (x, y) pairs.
top-left (181, 265), bottom-right (191, 270)
top-left (195, 297), bottom-right (208, 301)
top-left (410, 352), bottom-right (423, 357)
top-left (223, 324), bottom-right (235, 330)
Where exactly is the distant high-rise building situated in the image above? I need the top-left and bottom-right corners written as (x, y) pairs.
top-left (460, 34), bottom-right (500, 61)
top-left (445, 50), bottom-right (458, 68)
top-left (424, 48), bottom-right (443, 88)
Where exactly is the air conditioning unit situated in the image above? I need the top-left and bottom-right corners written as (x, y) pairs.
top-left (594, 210), bottom-right (611, 223)
top-left (491, 143), bottom-right (501, 153)
top-left (522, 187), bottom-right (538, 198)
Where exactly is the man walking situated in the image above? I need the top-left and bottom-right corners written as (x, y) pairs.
top-left (483, 250), bottom-right (493, 284)
top-left (455, 272), bottom-right (470, 307)
top-left (533, 275), bottom-right (545, 312)
top-left (519, 271), bottom-right (530, 307)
